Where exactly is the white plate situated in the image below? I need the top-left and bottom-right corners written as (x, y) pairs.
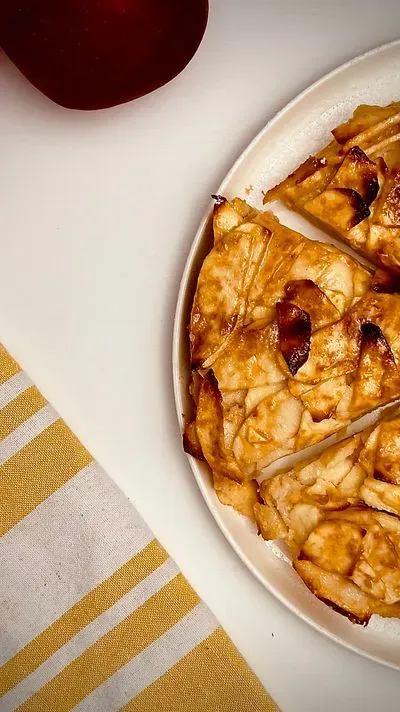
top-left (173, 39), bottom-right (400, 669)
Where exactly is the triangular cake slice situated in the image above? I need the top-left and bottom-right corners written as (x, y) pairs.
top-left (263, 102), bottom-right (400, 271)
top-left (255, 409), bottom-right (400, 549)
top-left (295, 509), bottom-right (400, 624)
top-left (255, 409), bottom-right (400, 624)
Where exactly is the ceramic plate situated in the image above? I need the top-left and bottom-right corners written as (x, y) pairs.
top-left (173, 40), bottom-right (400, 669)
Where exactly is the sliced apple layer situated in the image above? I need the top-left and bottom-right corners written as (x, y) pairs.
top-left (254, 409), bottom-right (400, 624)
top-left (185, 198), bottom-right (400, 512)
top-left (263, 102), bottom-right (400, 271)
top-left (254, 409), bottom-right (400, 548)
top-left (190, 197), bottom-right (369, 370)
top-left (295, 509), bottom-right (400, 625)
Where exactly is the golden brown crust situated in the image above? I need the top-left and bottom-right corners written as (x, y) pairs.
top-left (213, 474), bottom-right (258, 520)
top-left (305, 187), bottom-right (371, 234)
top-left (373, 419), bottom-right (400, 485)
top-left (331, 103), bottom-right (400, 149)
top-left (254, 410), bottom-right (400, 534)
top-left (195, 370), bottom-right (244, 483)
top-left (184, 190), bottom-right (400, 625)
top-left (297, 507), bottom-right (400, 621)
top-left (351, 322), bottom-right (400, 412)
top-left (276, 301), bottom-right (311, 376)
top-left (182, 107), bottom-right (400, 621)
top-left (255, 464), bottom-right (400, 624)
top-left (183, 421), bottom-right (205, 461)
top-left (329, 146), bottom-right (380, 206)
top-left (186, 198), bottom-right (380, 489)
top-left (373, 169), bottom-right (400, 227)
top-left (189, 221), bottom-right (268, 369)
top-left (185, 196), bottom-right (400, 546)
top-left (294, 558), bottom-right (400, 625)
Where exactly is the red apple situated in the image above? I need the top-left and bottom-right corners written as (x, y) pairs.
top-left (0, 0), bottom-right (209, 110)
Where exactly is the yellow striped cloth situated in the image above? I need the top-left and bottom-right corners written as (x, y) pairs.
top-left (0, 344), bottom-right (278, 712)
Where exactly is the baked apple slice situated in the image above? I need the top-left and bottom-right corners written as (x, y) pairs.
top-left (223, 288), bottom-right (400, 478)
top-left (295, 509), bottom-right (400, 624)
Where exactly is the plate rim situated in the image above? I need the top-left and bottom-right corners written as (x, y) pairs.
top-left (172, 38), bottom-right (400, 670)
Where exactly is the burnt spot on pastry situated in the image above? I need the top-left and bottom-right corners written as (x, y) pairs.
top-left (283, 279), bottom-right (339, 327)
top-left (373, 470), bottom-right (390, 483)
top-left (346, 146), bottom-right (380, 206)
top-left (202, 369), bottom-right (222, 401)
top-left (284, 279), bottom-right (320, 301)
top-left (352, 320), bottom-right (400, 411)
top-left (360, 321), bottom-right (396, 365)
top-left (276, 301), bottom-right (311, 376)
top-left (364, 175), bottom-right (380, 206)
top-left (316, 596), bottom-right (369, 626)
top-left (191, 358), bottom-right (203, 371)
top-left (371, 268), bottom-right (400, 294)
top-left (335, 188), bottom-right (371, 227)
top-left (211, 194), bottom-right (227, 207)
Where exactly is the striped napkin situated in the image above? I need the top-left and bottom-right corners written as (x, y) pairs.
top-left (0, 344), bottom-right (278, 712)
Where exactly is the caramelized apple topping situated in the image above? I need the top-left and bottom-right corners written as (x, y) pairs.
top-left (371, 268), bottom-right (400, 294)
top-left (276, 301), bottom-right (311, 376)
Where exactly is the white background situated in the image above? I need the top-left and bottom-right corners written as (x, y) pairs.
top-left (1, 1), bottom-right (400, 709)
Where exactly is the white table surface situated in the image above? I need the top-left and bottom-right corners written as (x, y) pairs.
top-left (1, 1), bottom-right (400, 709)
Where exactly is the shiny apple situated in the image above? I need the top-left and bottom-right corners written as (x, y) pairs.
top-left (0, 0), bottom-right (209, 109)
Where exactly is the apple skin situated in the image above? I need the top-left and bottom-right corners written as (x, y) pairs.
top-left (0, 0), bottom-right (209, 110)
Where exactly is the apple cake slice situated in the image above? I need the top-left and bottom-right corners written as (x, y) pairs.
top-left (263, 102), bottom-right (400, 270)
top-left (254, 411), bottom-right (400, 623)
top-left (254, 409), bottom-right (400, 551)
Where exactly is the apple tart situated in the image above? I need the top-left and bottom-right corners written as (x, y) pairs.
top-left (296, 509), bottom-right (400, 625)
top-left (263, 102), bottom-right (400, 270)
top-left (254, 409), bottom-right (400, 624)
top-left (185, 198), bottom-right (400, 497)
top-left (183, 101), bottom-right (400, 623)
top-left (254, 409), bottom-right (400, 550)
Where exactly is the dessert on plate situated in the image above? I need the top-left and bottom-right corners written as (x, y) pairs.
top-left (264, 102), bottom-right (400, 271)
top-left (254, 409), bottom-right (400, 623)
top-left (185, 197), bottom-right (400, 486)
top-left (183, 101), bottom-right (400, 623)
